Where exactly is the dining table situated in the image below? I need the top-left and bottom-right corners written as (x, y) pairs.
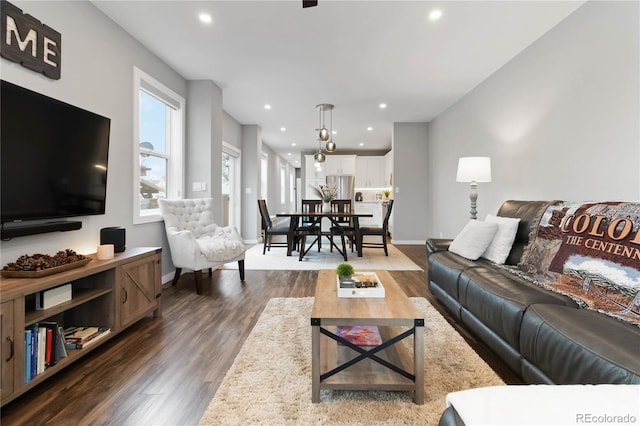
top-left (275, 211), bottom-right (373, 260)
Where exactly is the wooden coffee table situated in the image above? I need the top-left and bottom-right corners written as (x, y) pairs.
top-left (311, 270), bottom-right (425, 404)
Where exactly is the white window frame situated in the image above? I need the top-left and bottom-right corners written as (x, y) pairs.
top-left (222, 142), bottom-right (242, 229)
top-left (289, 166), bottom-right (295, 204)
top-left (280, 163), bottom-right (286, 205)
top-left (261, 152), bottom-right (269, 203)
top-left (133, 67), bottom-right (185, 224)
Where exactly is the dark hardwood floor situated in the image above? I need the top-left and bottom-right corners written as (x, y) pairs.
top-left (1, 245), bottom-right (521, 425)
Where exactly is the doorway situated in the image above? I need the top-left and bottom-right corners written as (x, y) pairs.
top-left (222, 142), bottom-right (241, 228)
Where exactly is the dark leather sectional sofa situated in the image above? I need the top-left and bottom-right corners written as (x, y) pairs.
top-left (426, 200), bottom-right (640, 386)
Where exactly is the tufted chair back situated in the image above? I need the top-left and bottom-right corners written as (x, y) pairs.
top-left (158, 197), bottom-right (246, 294)
top-left (159, 198), bottom-right (219, 238)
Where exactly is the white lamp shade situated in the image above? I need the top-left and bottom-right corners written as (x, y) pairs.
top-left (456, 157), bottom-right (492, 183)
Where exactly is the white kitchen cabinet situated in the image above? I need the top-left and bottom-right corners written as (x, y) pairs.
top-left (355, 201), bottom-right (383, 227)
top-left (324, 155), bottom-right (356, 175)
top-left (384, 151), bottom-right (393, 187)
top-left (355, 156), bottom-right (385, 188)
top-left (305, 155), bottom-right (326, 180)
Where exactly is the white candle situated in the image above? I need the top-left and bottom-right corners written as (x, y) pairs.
top-left (96, 244), bottom-right (114, 260)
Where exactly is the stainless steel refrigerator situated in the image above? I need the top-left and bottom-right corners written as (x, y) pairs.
top-left (326, 175), bottom-right (356, 205)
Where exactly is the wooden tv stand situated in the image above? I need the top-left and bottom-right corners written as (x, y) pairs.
top-left (0, 247), bottom-right (162, 406)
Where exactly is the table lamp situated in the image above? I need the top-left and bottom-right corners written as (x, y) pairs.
top-left (456, 157), bottom-right (492, 220)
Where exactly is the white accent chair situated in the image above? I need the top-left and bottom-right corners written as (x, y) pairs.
top-left (158, 198), bottom-right (246, 294)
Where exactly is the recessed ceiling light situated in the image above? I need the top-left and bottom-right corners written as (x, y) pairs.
top-left (379, 103), bottom-right (387, 109)
top-left (367, 127), bottom-right (373, 131)
top-left (359, 142), bottom-right (364, 146)
top-left (280, 127), bottom-right (286, 132)
top-left (291, 142), bottom-right (296, 146)
top-left (287, 153), bottom-right (291, 156)
top-left (429, 9), bottom-right (442, 21)
top-left (264, 104), bottom-right (271, 110)
top-left (199, 13), bottom-right (212, 24)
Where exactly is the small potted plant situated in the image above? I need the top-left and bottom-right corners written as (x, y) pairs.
top-left (383, 189), bottom-right (391, 200)
top-left (336, 262), bottom-right (354, 281)
top-left (336, 262), bottom-right (355, 287)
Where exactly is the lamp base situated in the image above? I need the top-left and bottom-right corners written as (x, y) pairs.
top-left (469, 182), bottom-right (478, 220)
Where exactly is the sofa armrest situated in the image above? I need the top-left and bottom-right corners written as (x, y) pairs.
top-left (427, 238), bottom-right (453, 254)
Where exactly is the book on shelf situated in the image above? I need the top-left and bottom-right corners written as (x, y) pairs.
top-left (75, 328), bottom-right (111, 349)
top-left (64, 327), bottom-right (111, 350)
top-left (336, 325), bottom-right (382, 346)
top-left (24, 330), bottom-right (32, 384)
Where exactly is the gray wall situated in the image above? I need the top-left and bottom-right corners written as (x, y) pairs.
top-left (392, 123), bottom-right (429, 244)
top-left (223, 111), bottom-right (243, 150)
top-left (426, 1), bottom-right (640, 238)
top-left (0, 1), bottom-right (187, 276)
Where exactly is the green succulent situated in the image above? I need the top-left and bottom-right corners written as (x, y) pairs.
top-left (336, 262), bottom-right (354, 278)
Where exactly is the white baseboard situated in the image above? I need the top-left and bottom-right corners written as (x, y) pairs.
top-left (391, 240), bottom-right (426, 245)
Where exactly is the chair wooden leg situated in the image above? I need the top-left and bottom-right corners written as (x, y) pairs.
top-left (194, 269), bottom-right (203, 295)
top-left (341, 235), bottom-right (348, 261)
top-left (208, 268), bottom-right (213, 276)
top-left (263, 235), bottom-right (268, 254)
top-left (171, 268), bottom-right (182, 286)
top-left (383, 234), bottom-right (388, 256)
top-left (299, 235), bottom-right (306, 261)
top-left (238, 260), bottom-right (245, 281)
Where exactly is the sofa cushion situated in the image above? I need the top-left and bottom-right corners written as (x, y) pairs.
top-left (427, 251), bottom-right (493, 300)
top-left (449, 220), bottom-right (499, 260)
top-left (520, 304), bottom-right (640, 384)
top-left (458, 267), bottom-right (578, 351)
top-left (481, 214), bottom-right (520, 264)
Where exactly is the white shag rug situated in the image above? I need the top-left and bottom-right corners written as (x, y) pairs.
top-left (199, 297), bottom-right (504, 425)
top-left (223, 242), bottom-right (422, 271)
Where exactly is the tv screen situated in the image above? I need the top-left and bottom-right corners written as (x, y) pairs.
top-left (1, 80), bottom-right (111, 223)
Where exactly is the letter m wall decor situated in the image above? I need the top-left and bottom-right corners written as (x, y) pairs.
top-left (1, 0), bottom-right (61, 79)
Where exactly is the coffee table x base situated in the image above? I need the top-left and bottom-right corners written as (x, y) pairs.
top-left (314, 321), bottom-right (422, 384)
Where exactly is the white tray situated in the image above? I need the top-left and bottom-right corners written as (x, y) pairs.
top-left (336, 272), bottom-right (385, 298)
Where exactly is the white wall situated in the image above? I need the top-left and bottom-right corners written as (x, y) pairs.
top-left (0, 1), bottom-right (187, 275)
top-left (427, 1), bottom-right (639, 238)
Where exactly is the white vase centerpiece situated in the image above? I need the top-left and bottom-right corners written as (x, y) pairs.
top-left (311, 184), bottom-right (338, 213)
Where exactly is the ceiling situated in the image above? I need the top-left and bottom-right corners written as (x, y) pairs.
top-left (92, 1), bottom-right (584, 167)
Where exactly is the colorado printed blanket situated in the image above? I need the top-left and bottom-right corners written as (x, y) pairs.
top-left (516, 201), bottom-right (640, 327)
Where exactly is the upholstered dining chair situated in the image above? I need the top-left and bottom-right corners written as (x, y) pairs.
top-left (329, 199), bottom-right (355, 255)
top-left (158, 198), bottom-right (246, 294)
top-left (258, 199), bottom-right (289, 254)
top-left (358, 200), bottom-right (394, 256)
top-left (298, 199), bottom-right (323, 261)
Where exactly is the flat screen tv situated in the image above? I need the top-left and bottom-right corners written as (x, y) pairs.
top-left (1, 80), bottom-right (111, 225)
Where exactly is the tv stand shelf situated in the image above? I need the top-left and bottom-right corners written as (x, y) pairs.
top-left (0, 247), bottom-right (162, 406)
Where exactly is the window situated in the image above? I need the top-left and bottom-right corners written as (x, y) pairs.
top-left (280, 163), bottom-right (286, 204)
top-left (133, 67), bottom-right (184, 223)
top-left (261, 153), bottom-right (268, 203)
top-left (289, 167), bottom-right (295, 204)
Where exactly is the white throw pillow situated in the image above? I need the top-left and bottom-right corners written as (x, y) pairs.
top-left (448, 220), bottom-right (499, 261)
top-left (481, 214), bottom-right (521, 264)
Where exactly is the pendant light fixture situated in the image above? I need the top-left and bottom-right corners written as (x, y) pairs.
top-left (316, 104), bottom-right (335, 152)
top-left (313, 139), bottom-right (326, 163)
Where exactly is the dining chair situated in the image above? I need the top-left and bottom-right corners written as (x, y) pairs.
top-left (329, 199), bottom-right (355, 256)
top-left (258, 199), bottom-right (289, 254)
top-left (358, 200), bottom-right (394, 256)
top-left (298, 199), bottom-right (323, 260)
